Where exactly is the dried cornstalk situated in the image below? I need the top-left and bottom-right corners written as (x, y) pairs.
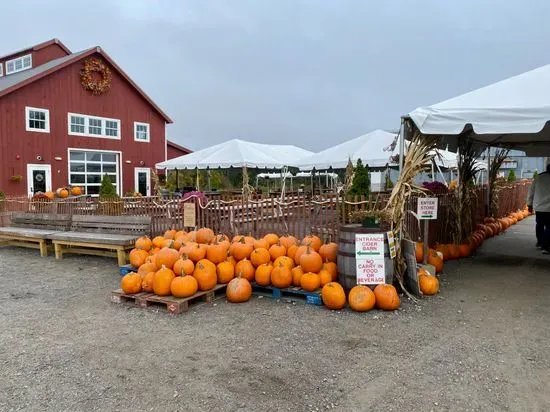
top-left (488, 148), bottom-right (509, 216)
top-left (242, 166), bottom-right (254, 200)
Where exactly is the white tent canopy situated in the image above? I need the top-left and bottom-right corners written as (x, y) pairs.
top-left (256, 172), bottom-right (338, 179)
top-left (297, 129), bottom-right (397, 171)
top-left (407, 63), bottom-right (550, 156)
top-left (156, 138), bottom-right (313, 170)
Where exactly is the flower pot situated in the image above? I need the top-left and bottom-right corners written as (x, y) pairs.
top-left (362, 217), bottom-right (379, 228)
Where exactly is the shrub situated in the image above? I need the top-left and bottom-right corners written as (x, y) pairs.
top-left (507, 169), bottom-right (516, 182)
top-left (348, 158), bottom-right (371, 197)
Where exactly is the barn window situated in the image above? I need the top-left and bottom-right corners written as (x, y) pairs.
top-left (69, 150), bottom-right (120, 195)
top-left (25, 107), bottom-right (50, 133)
top-left (6, 54), bottom-right (32, 75)
top-left (0, 63), bottom-right (3, 77)
top-left (68, 113), bottom-right (120, 139)
top-left (134, 122), bottom-right (150, 142)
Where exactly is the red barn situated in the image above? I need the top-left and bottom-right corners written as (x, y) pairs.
top-left (0, 38), bottom-right (174, 197)
top-left (166, 140), bottom-right (192, 160)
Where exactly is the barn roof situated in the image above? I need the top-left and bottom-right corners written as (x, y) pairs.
top-left (0, 38), bottom-right (72, 61)
top-left (0, 46), bottom-right (173, 123)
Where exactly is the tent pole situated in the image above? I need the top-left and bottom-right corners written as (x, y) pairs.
top-left (399, 119), bottom-right (406, 174)
top-left (486, 146), bottom-right (491, 216)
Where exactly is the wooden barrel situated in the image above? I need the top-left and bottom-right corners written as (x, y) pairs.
top-left (337, 224), bottom-right (394, 291)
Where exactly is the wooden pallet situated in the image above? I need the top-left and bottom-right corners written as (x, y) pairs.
top-left (110, 284), bottom-right (227, 314)
top-left (251, 283), bottom-right (323, 305)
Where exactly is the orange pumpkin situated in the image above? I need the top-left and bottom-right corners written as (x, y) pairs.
top-left (299, 246), bottom-right (323, 273)
top-left (187, 243), bottom-right (208, 263)
top-left (193, 259), bottom-right (217, 291)
top-left (269, 243), bottom-right (287, 261)
top-left (216, 260), bottom-right (235, 284)
top-left (173, 256), bottom-right (194, 276)
top-left (153, 266), bottom-right (176, 296)
top-left (129, 248), bottom-right (149, 268)
top-left (56, 188), bottom-right (69, 198)
top-left (230, 239), bottom-right (254, 261)
top-left (447, 244), bottom-right (460, 260)
top-left (152, 236), bottom-right (166, 249)
top-left (287, 244), bottom-right (298, 261)
top-left (318, 269), bottom-right (332, 287)
top-left (293, 244), bottom-right (309, 266)
top-left (458, 244), bottom-right (470, 258)
top-left (155, 247), bottom-right (180, 270)
top-left (319, 242), bottom-right (338, 263)
top-left (44, 191), bottom-right (55, 200)
top-left (373, 284), bottom-right (400, 310)
top-left (141, 271), bottom-right (155, 292)
top-left (135, 236), bottom-right (153, 251)
top-left (300, 272), bottom-right (321, 292)
top-left (207, 242), bottom-right (229, 264)
top-left (172, 236), bottom-right (185, 250)
top-left (263, 233), bottom-right (280, 247)
top-left (250, 248), bottom-right (271, 267)
top-left (321, 262), bottom-right (337, 282)
top-left (419, 274), bottom-right (439, 296)
top-left (279, 235), bottom-right (297, 249)
top-left (291, 266), bottom-right (304, 287)
top-left (196, 227), bottom-right (215, 244)
top-left (164, 228), bottom-right (177, 240)
top-left (253, 238), bottom-right (269, 250)
top-left (348, 285), bottom-right (376, 312)
top-left (302, 235), bottom-right (322, 252)
top-left (273, 255), bottom-right (295, 270)
top-left (121, 272), bottom-right (142, 294)
top-left (415, 242), bottom-right (424, 263)
top-left (435, 244), bottom-right (449, 261)
top-left (235, 259), bottom-right (255, 282)
top-left (138, 262), bottom-right (158, 278)
top-left (255, 263), bottom-right (273, 286)
top-left (226, 276), bottom-right (252, 303)
top-left (271, 263), bottom-right (292, 289)
top-left (244, 235), bottom-right (256, 245)
top-left (427, 249), bottom-right (444, 273)
top-left (171, 274), bottom-right (199, 298)
top-left (321, 282), bottom-right (346, 310)
top-left (70, 186), bottom-right (82, 196)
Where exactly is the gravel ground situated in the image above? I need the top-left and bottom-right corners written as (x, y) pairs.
top-left (0, 217), bottom-right (549, 412)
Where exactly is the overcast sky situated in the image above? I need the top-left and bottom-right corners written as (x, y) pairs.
top-left (2, 0), bottom-right (549, 151)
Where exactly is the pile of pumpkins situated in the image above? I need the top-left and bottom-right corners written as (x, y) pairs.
top-left (120, 228), bottom-right (402, 312)
top-left (41, 186), bottom-right (82, 200)
top-left (414, 206), bottom-right (532, 292)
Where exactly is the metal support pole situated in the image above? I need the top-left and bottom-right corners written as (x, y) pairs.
top-left (399, 119), bottom-right (406, 175)
top-left (486, 146), bottom-right (491, 216)
top-left (422, 219), bottom-right (429, 265)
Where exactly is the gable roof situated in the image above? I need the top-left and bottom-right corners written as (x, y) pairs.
top-left (0, 38), bottom-right (71, 61)
top-left (0, 46), bottom-right (173, 123)
top-left (167, 140), bottom-right (192, 154)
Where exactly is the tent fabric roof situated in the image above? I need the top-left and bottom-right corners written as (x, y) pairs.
top-left (406, 64), bottom-right (550, 156)
top-left (297, 129), bottom-right (397, 171)
top-left (155, 138), bottom-right (313, 170)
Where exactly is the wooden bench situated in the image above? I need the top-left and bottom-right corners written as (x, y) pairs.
top-left (49, 215), bottom-right (151, 266)
top-left (0, 213), bottom-right (71, 257)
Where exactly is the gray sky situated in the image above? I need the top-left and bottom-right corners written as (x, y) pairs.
top-left (2, 0), bottom-right (550, 151)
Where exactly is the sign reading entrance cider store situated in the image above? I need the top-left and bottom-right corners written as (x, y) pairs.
top-left (355, 233), bottom-right (386, 284)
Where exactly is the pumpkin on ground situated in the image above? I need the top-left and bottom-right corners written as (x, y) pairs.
top-left (269, 243), bottom-right (287, 261)
top-left (300, 272), bottom-right (321, 292)
top-left (435, 244), bottom-right (449, 261)
top-left (348, 285), bottom-right (376, 312)
top-left (135, 236), bottom-right (153, 251)
top-left (193, 259), bottom-right (217, 291)
top-left (291, 266), bottom-right (304, 287)
top-left (171, 274), bottom-right (199, 298)
top-left (415, 242), bottom-right (424, 263)
top-left (419, 273), bottom-right (440, 296)
top-left (255, 263), bottom-right (273, 286)
top-left (153, 266), bottom-right (176, 296)
top-left (458, 244), bottom-right (471, 258)
top-left (141, 272), bottom-right (155, 292)
top-left (226, 276), bottom-right (252, 303)
top-left (173, 256), bottom-right (195, 276)
top-left (318, 269), bottom-right (332, 287)
top-left (447, 244), bottom-right (460, 260)
top-left (319, 242), bottom-right (338, 263)
top-left (234, 259), bottom-right (255, 282)
top-left (129, 248), bottom-right (149, 268)
top-left (321, 282), bottom-right (346, 310)
top-left (373, 284), bottom-right (400, 310)
top-left (271, 263), bottom-right (292, 288)
top-left (121, 272), bottom-right (142, 294)
top-left (156, 247), bottom-right (180, 270)
top-left (216, 260), bottom-right (235, 284)
top-left (250, 248), bottom-right (271, 267)
top-left (300, 247), bottom-right (323, 273)
top-left (273, 255), bottom-right (295, 270)
top-left (196, 228), bottom-right (215, 244)
top-left (427, 249), bottom-right (444, 273)
top-left (302, 235), bottom-right (322, 252)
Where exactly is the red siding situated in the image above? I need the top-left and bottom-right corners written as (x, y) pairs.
top-left (0, 51), bottom-right (166, 196)
top-left (0, 43), bottom-right (69, 74)
top-left (167, 143), bottom-right (191, 160)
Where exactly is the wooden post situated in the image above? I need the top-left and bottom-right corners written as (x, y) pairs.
top-left (422, 219), bottom-right (429, 265)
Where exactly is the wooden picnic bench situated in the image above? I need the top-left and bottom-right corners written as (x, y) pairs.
top-left (0, 213), bottom-right (71, 257)
top-left (49, 215), bottom-right (151, 266)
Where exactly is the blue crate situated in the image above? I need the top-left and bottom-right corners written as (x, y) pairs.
top-left (252, 283), bottom-right (323, 306)
top-left (119, 264), bottom-right (137, 276)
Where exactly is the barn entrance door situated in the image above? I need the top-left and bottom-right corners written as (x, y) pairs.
top-left (27, 164), bottom-right (52, 196)
top-left (134, 168), bottom-right (151, 196)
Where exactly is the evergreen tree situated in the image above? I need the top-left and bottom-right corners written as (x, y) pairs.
top-left (507, 169), bottom-right (516, 182)
top-left (533, 170), bottom-right (539, 180)
top-left (349, 158), bottom-right (371, 197)
top-left (99, 174), bottom-right (118, 198)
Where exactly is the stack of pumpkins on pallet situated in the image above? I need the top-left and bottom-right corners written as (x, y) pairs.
top-left (120, 228), bottom-right (403, 312)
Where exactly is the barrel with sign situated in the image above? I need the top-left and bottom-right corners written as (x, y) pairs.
top-left (337, 224), bottom-right (394, 291)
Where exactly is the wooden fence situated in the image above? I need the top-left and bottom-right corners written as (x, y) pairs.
top-left (0, 182), bottom-right (530, 244)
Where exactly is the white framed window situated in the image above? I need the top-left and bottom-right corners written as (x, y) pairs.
top-left (25, 107), bottom-right (50, 133)
top-left (0, 63), bottom-right (3, 77)
top-left (68, 149), bottom-right (121, 196)
top-left (6, 54), bottom-right (32, 75)
top-left (67, 113), bottom-right (121, 139)
top-left (134, 122), bottom-right (150, 142)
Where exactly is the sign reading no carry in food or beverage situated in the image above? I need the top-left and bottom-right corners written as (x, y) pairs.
top-left (417, 197), bottom-right (438, 220)
top-left (355, 233), bottom-right (386, 284)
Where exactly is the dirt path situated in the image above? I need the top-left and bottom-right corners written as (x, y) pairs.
top-left (0, 217), bottom-right (548, 411)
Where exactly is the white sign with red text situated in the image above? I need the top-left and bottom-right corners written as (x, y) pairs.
top-left (355, 233), bottom-right (386, 284)
top-left (356, 258), bottom-right (386, 284)
top-left (417, 197), bottom-right (438, 220)
top-left (355, 233), bottom-right (385, 258)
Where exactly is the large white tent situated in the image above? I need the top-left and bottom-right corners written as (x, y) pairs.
top-left (406, 63), bottom-right (550, 156)
top-left (297, 129), bottom-right (397, 171)
top-left (156, 138), bottom-right (313, 170)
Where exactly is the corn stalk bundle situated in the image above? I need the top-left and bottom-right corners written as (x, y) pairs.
top-left (488, 148), bottom-right (509, 216)
top-left (241, 166), bottom-right (255, 200)
top-left (343, 158), bottom-right (355, 195)
top-left (151, 169), bottom-right (163, 197)
top-left (384, 131), bottom-right (439, 296)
